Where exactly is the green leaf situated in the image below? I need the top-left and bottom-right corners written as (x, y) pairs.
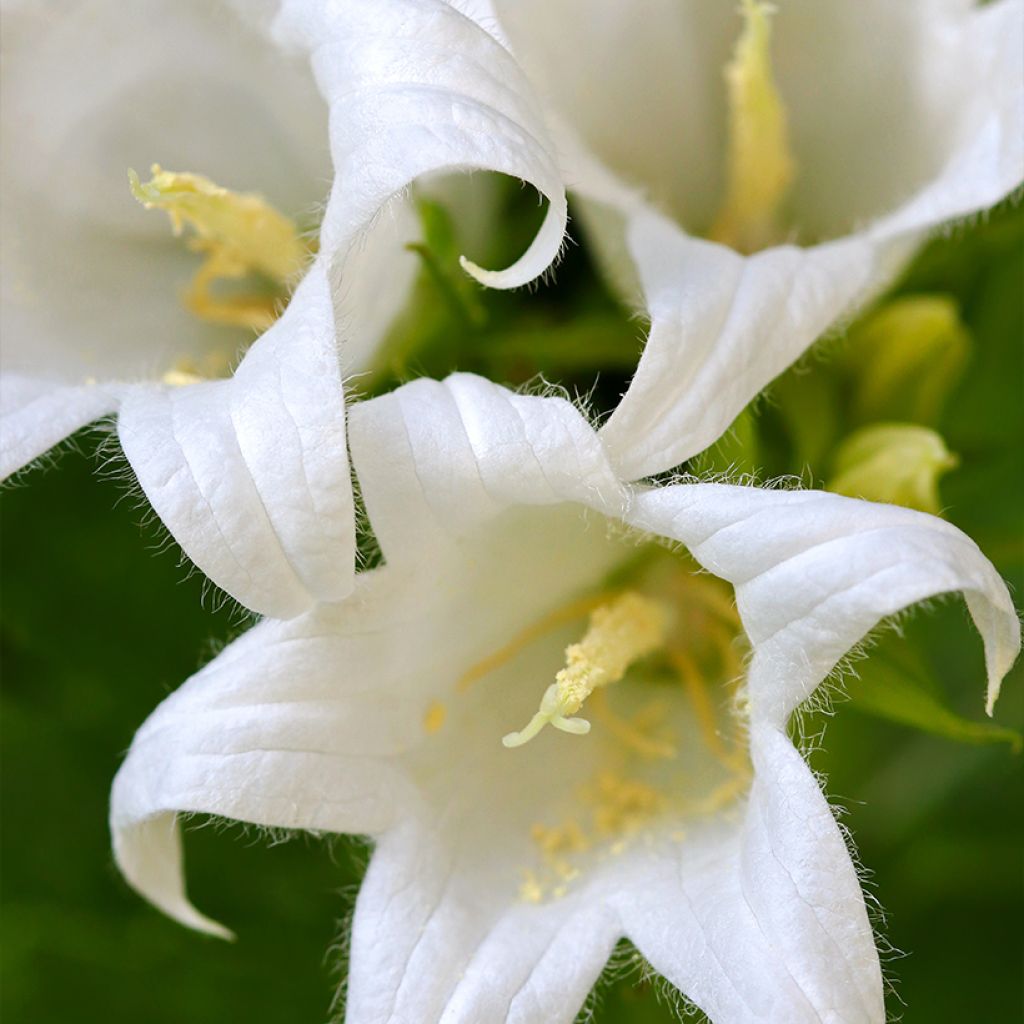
top-left (849, 651), bottom-right (1021, 751)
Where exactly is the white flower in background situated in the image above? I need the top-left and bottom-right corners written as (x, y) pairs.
top-left (487, 0), bottom-right (1024, 478)
top-left (0, 0), bottom-right (568, 615)
top-left (7, 0), bottom-right (1018, 610)
top-left (111, 374), bottom-right (1018, 1024)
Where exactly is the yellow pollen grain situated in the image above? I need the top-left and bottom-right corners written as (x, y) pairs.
top-left (708, 0), bottom-right (795, 253)
top-left (586, 771), bottom-right (665, 839)
top-left (519, 771), bottom-right (666, 904)
top-left (519, 870), bottom-right (544, 904)
top-left (531, 819), bottom-right (590, 860)
top-left (423, 701), bottom-right (447, 735)
top-left (129, 164), bottom-right (309, 333)
top-left (161, 351), bottom-right (234, 388)
top-left (685, 772), bottom-right (751, 817)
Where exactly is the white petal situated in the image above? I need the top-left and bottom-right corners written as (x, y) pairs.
top-left (616, 725), bottom-right (883, 1024)
top-left (627, 483), bottom-right (1020, 724)
top-left (346, 822), bottom-right (620, 1024)
top-left (333, 193), bottom-right (421, 372)
top-left (598, 209), bottom-right (914, 479)
top-left (0, 374), bottom-right (117, 479)
top-left (110, 592), bottom-right (423, 937)
top-left (110, 502), bottom-right (623, 944)
top-left (868, 0), bottom-right (1024, 240)
top-left (348, 373), bottom-right (626, 562)
top-left (274, 0), bottom-right (567, 293)
top-left (118, 264), bottom-right (355, 618)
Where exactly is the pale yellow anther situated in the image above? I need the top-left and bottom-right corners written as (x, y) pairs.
top-left (502, 592), bottom-right (668, 749)
top-left (709, 0), bottom-right (796, 253)
top-left (129, 164), bottom-right (309, 332)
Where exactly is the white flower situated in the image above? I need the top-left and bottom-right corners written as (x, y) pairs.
top-left (0, 0), bottom-right (568, 615)
top-left (288, 0), bottom-right (1022, 477)
top-left (110, 374), bottom-right (1018, 1023)
top-left (488, 0), bottom-right (1024, 477)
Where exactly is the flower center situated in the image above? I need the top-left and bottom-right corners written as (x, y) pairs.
top-left (708, 0), bottom-right (795, 253)
top-left (454, 548), bottom-right (752, 902)
top-left (128, 164), bottom-right (312, 379)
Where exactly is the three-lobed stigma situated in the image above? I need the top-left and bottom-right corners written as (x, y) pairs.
top-left (502, 591), bottom-right (668, 749)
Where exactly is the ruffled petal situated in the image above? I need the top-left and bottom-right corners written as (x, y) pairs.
top-left (626, 483), bottom-right (1020, 724)
top-left (118, 264), bottom-right (355, 618)
top-left (345, 821), bottom-right (620, 1024)
top-left (616, 725), bottom-right (884, 1024)
top-left (348, 373), bottom-right (626, 563)
top-left (110, 586), bottom-right (424, 937)
top-left (598, 211), bottom-right (905, 478)
top-left (273, 0), bottom-right (567, 294)
top-left (0, 375), bottom-right (118, 479)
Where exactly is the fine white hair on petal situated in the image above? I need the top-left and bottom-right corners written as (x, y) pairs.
top-left (111, 373), bottom-right (1019, 1021)
top-left (598, 212), bottom-right (895, 478)
top-left (109, 596), bottom-right (423, 938)
top-left (347, 373), bottom-right (627, 563)
top-left (0, 375), bottom-right (120, 480)
top-left (612, 724), bottom-right (885, 1023)
top-left (351, 374), bottom-right (1019, 723)
top-left (1, 0), bottom-right (361, 617)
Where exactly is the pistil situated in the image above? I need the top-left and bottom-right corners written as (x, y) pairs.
top-left (129, 164), bottom-right (310, 333)
top-left (502, 591), bottom-right (669, 748)
top-left (708, 0), bottom-right (795, 252)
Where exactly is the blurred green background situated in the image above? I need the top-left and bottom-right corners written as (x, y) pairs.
top-left (2, 204), bottom-right (1021, 1022)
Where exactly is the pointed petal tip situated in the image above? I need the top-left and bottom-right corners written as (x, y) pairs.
top-left (458, 253), bottom-right (536, 291)
top-left (180, 907), bottom-right (236, 943)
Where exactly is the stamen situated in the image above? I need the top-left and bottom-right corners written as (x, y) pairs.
top-left (129, 164), bottom-right (309, 332)
top-left (670, 648), bottom-right (730, 762)
top-left (587, 689), bottom-right (677, 760)
top-left (671, 648), bottom-right (750, 773)
top-left (503, 592), bottom-right (668, 749)
top-left (708, 0), bottom-right (795, 252)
